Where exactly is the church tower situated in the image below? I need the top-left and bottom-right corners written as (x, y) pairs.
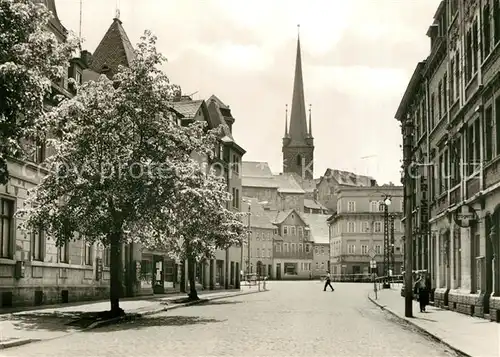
top-left (282, 25), bottom-right (314, 180)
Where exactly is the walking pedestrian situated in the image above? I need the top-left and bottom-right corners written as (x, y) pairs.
top-left (324, 271), bottom-right (334, 291)
top-left (415, 272), bottom-right (429, 312)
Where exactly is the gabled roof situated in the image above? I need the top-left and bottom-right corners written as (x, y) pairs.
top-left (171, 100), bottom-right (204, 120)
top-left (242, 177), bottom-right (279, 189)
top-left (270, 209), bottom-right (307, 226)
top-left (206, 100), bottom-right (234, 141)
top-left (319, 168), bottom-right (375, 187)
top-left (274, 173), bottom-right (305, 194)
top-left (302, 213), bottom-right (330, 244)
top-left (304, 199), bottom-right (328, 211)
top-left (208, 94), bottom-right (229, 109)
top-left (90, 18), bottom-right (135, 77)
top-left (242, 161), bottom-right (274, 177)
top-left (241, 198), bottom-right (275, 229)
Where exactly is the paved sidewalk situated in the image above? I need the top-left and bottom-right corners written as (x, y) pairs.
top-left (0, 285), bottom-right (263, 349)
top-left (368, 287), bottom-right (500, 357)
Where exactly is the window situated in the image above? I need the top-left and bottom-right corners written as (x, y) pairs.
top-left (496, 97), bottom-right (500, 157)
top-left (84, 240), bottom-right (92, 265)
top-left (347, 222), bottom-right (355, 233)
top-left (485, 106), bottom-right (493, 162)
top-left (347, 201), bottom-right (355, 212)
top-left (361, 245), bottom-right (368, 254)
top-left (374, 222), bottom-right (382, 233)
top-left (363, 221), bottom-right (370, 232)
top-left (284, 243), bottom-right (288, 252)
top-left (378, 203), bottom-right (385, 212)
top-left (299, 243), bottom-right (303, 252)
top-left (275, 243), bottom-right (281, 252)
top-left (484, 3), bottom-right (492, 58)
top-left (400, 199), bottom-right (404, 212)
top-left (31, 227), bottom-right (44, 261)
top-left (283, 226), bottom-right (288, 235)
top-left (305, 244), bottom-right (310, 253)
top-left (495, 0), bottom-right (500, 43)
top-left (298, 227), bottom-right (303, 237)
top-left (348, 244), bottom-right (355, 254)
top-left (291, 226), bottom-right (296, 236)
top-left (370, 201), bottom-right (378, 212)
top-left (0, 198), bottom-right (13, 258)
top-left (315, 246), bottom-right (319, 254)
top-left (232, 154), bottom-right (239, 173)
top-left (291, 243), bottom-right (296, 253)
top-left (472, 20), bottom-right (479, 73)
top-left (449, 60), bottom-right (455, 103)
top-left (375, 245), bottom-right (382, 254)
top-left (466, 27), bottom-right (472, 81)
top-left (443, 72), bottom-right (448, 113)
top-left (320, 247), bottom-right (324, 254)
top-left (430, 93), bottom-right (435, 129)
top-left (103, 247), bottom-right (110, 267)
top-left (75, 70), bottom-right (82, 85)
top-left (438, 80), bottom-right (442, 118)
top-left (268, 248), bottom-right (271, 258)
top-left (454, 52), bottom-right (460, 101)
top-left (256, 248), bottom-right (260, 258)
top-left (59, 243), bottom-right (69, 263)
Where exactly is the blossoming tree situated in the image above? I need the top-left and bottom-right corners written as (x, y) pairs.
top-left (0, 0), bottom-right (77, 184)
top-left (16, 31), bottom-right (219, 316)
top-left (141, 160), bottom-right (247, 301)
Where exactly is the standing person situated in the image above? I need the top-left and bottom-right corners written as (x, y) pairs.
top-left (324, 271), bottom-right (334, 291)
top-left (415, 273), bottom-right (429, 312)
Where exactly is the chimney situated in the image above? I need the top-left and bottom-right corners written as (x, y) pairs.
top-left (370, 179), bottom-right (376, 187)
top-left (80, 50), bottom-right (92, 68)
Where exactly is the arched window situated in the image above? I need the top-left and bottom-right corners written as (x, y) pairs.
top-left (297, 154), bottom-right (302, 166)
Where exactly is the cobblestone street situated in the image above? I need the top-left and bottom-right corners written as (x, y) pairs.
top-left (1, 282), bottom-right (464, 357)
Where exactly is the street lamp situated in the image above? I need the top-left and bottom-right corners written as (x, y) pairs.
top-left (382, 195), bottom-right (392, 289)
top-left (241, 199), bottom-right (268, 281)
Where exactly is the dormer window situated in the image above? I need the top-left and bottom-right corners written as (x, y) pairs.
top-left (75, 70), bottom-right (82, 85)
top-left (100, 65), bottom-right (110, 75)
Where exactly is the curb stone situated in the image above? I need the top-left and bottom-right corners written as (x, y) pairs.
top-left (367, 293), bottom-right (471, 357)
top-left (0, 338), bottom-right (40, 349)
top-left (0, 289), bottom-right (266, 350)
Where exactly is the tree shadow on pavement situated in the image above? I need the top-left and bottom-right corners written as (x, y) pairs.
top-left (0, 311), bottom-right (108, 332)
top-left (90, 315), bottom-right (224, 332)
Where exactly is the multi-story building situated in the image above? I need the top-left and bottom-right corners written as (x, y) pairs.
top-left (327, 185), bottom-right (404, 277)
top-left (0, 1), bottom-right (246, 308)
top-left (241, 198), bottom-right (276, 278)
top-left (270, 209), bottom-right (313, 279)
top-left (395, 0), bottom-right (500, 321)
top-left (304, 213), bottom-right (331, 277)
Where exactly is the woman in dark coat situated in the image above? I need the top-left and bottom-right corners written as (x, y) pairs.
top-left (415, 273), bottom-right (429, 312)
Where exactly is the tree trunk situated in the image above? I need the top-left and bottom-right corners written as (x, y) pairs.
top-left (187, 256), bottom-right (199, 300)
top-left (109, 232), bottom-right (124, 316)
top-left (180, 260), bottom-right (186, 293)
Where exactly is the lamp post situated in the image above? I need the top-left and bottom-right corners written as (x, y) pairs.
top-left (402, 113), bottom-right (414, 318)
top-left (382, 195), bottom-right (392, 289)
top-left (241, 199), bottom-right (268, 281)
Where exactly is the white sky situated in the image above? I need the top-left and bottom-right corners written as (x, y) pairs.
top-left (55, 0), bottom-right (440, 184)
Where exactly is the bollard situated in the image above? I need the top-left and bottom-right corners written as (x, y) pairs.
top-left (258, 278), bottom-right (261, 291)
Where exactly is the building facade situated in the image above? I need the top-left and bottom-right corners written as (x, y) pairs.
top-left (327, 186), bottom-right (404, 278)
top-left (0, 2), bottom-right (245, 309)
top-left (395, 0), bottom-right (500, 321)
top-left (270, 209), bottom-right (313, 279)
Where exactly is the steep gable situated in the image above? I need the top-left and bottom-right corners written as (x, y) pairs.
top-left (90, 18), bottom-right (135, 78)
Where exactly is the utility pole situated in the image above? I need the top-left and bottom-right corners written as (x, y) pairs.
top-left (383, 202), bottom-right (390, 288)
top-left (403, 113), bottom-right (414, 318)
top-left (247, 205), bottom-right (251, 276)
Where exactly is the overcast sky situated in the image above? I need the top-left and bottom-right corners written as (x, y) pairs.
top-left (55, 0), bottom-right (440, 184)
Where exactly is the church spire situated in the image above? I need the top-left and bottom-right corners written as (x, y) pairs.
top-left (308, 104), bottom-right (312, 136)
top-left (288, 24), bottom-right (308, 144)
top-left (284, 104), bottom-right (289, 137)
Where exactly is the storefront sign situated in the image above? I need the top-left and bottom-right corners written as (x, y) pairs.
top-left (454, 204), bottom-right (478, 228)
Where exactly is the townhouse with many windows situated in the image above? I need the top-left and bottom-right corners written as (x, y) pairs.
top-left (327, 185), bottom-right (404, 277)
top-left (395, 0), bottom-right (500, 321)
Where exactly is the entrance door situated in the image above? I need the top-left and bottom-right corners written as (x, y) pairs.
top-left (152, 255), bottom-right (164, 294)
top-left (256, 261), bottom-right (262, 276)
top-left (276, 263), bottom-right (281, 280)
